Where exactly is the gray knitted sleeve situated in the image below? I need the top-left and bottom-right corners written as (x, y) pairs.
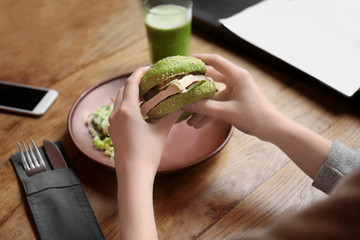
top-left (312, 140), bottom-right (360, 194)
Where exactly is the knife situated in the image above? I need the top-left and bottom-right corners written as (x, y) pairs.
top-left (43, 140), bottom-right (68, 169)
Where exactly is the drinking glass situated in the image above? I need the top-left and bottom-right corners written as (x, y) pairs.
top-left (144, 0), bottom-right (193, 63)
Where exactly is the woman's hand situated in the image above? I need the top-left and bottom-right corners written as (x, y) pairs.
top-left (185, 54), bottom-right (331, 179)
top-left (184, 54), bottom-right (282, 141)
top-left (109, 67), bottom-right (181, 175)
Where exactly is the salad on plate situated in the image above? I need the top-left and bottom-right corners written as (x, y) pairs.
top-left (88, 100), bottom-right (114, 159)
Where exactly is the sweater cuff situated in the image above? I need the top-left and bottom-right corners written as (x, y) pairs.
top-left (312, 140), bottom-right (360, 194)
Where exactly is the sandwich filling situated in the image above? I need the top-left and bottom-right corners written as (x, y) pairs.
top-left (140, 74), bottom-right (209, 117)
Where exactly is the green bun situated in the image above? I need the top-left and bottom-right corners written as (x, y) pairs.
top-left (147, 80), bottom-right (216, 122)
top-left (140, 56), bottom-right (207, 97)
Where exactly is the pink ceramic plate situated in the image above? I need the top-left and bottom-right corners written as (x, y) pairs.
top-left (68, 73), bottom-right (233, 172)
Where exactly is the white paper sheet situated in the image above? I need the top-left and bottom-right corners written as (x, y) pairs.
top-left (220, 0), bottom-right (360, 96)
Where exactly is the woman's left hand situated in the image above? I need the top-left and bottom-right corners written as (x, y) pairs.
top-left (109, 66), bottom-right (181, 176)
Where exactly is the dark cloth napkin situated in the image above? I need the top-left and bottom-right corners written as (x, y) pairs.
top-left (10, 141), bottom-right (105, 240)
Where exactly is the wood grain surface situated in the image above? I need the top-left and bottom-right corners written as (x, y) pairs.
top-left (0, 0), bottom-right (359, 239)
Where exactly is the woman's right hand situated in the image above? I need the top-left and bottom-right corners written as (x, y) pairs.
top-left (184, 54), bottom-right (283, 141)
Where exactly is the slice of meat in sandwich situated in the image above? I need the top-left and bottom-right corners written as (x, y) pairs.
top-left (140, 74), bottom-right (209, 118)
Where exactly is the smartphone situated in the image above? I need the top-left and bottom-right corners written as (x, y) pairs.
top-left (0, 80), bottom-right (58, 116)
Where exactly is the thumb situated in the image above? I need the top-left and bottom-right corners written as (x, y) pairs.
top-left (183, 99), bottom-right (225, 119)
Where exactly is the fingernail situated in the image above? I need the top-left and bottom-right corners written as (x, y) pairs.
top-left (183, 103), bottom-right (194, 111)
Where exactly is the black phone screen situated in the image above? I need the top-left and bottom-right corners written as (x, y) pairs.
top-left (0, 83), bottom-right (47, 110)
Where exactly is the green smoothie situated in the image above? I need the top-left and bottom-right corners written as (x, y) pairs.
top-left (145, 4), bottom-right (191, 63)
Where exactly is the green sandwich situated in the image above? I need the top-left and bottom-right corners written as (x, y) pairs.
top-left (139, 56), bottom-right (216, 122)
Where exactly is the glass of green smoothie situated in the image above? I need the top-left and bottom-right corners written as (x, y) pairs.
top-left (144, 0), bottom-right (192, 63)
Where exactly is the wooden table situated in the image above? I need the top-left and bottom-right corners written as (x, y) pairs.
top-left (1, 1), bottom-right (359, 239)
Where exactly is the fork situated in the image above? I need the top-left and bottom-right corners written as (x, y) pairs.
top-left (18, 139), bottom-right (46, 176)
